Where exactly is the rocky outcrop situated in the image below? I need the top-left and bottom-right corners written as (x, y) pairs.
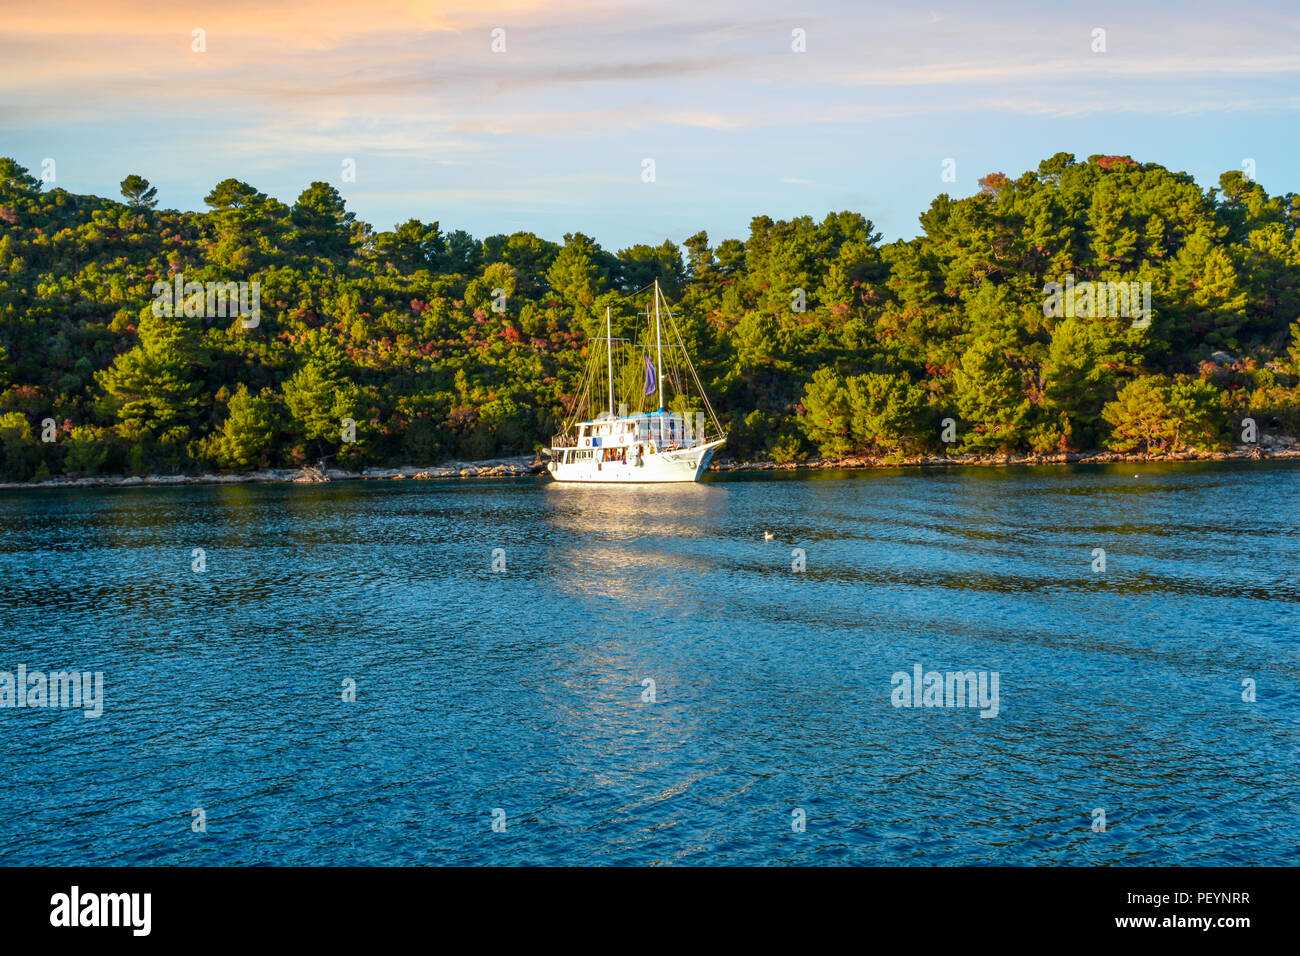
top-left (355, 456), bottom-right (543, 480)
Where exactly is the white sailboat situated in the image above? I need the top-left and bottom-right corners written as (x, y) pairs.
top-left (546, 279), bottom-right (726, 484)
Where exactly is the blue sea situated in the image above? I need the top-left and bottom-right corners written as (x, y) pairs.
top-left (1, 460), bottom-right (1297, 865)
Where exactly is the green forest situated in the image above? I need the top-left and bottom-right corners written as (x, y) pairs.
top-left (1, 151), bottom-right (1298, 481)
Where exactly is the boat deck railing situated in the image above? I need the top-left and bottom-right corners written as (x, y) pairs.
top-left (550, 432), bottom-right (724, 451)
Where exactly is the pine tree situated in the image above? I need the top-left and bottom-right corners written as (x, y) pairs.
top-left (283, 361), bottom-right (360, 459)
top-left (119, 174), bottom-right (158, 211)
top-left (1101, 376), bottom-right (1225, 453)
top-left (546, 233), bottom-right (606, 312)
top-left (96, 309), bottom-right (206, 446)
top-left (206, 385), bottom-right (277, 470)
top-left (290, 182), bottom-right (356, 261)
top-left (844, 372), bottom-right (932, 456)
top-left (951, 335), bottom-right (1032, 452)
top-left (1102, 376), bottom-right (1177, 453)
top-left (1041, 317), bottom-right (1112, 448)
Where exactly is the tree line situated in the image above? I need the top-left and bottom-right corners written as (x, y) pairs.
top-left (0, 151), bottom-right (1297, 481)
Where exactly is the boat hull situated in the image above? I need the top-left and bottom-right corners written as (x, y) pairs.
top-left (546, 440), bottom-right (723, 484)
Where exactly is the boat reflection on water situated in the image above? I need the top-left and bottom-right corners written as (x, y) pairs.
top-left (541, 480), bottom-right (728, 602)
top-left (542, 479), bottom-right (725, 536)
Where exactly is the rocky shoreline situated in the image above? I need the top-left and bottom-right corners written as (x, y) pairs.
top-left (0, 455), bottom-right (547, 491)
top-left (2, 437), bottom-right (1297, 490)
top-left (710, 435), bottom-right (1300, 472)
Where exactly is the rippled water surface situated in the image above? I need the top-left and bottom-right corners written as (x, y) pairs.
top-left (1, 461), bottom-right (1297, 865)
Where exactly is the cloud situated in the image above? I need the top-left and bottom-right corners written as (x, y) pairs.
top-left (6, 0), bottom-right (1300, 133)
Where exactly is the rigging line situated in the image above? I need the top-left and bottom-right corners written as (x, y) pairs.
top-left (616, 282), bottom-right (657, 302)
top-left (564, 282), bottom-right (708, 429)
top-left (660, 300), bottom-right (725, 438)
top-left (670, 314), bottom-right (722, 434)
top-left (562, 343), bottom-right (601, 431)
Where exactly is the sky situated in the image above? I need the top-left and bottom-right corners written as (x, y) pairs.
top-left (2, 0), bottom-right (1298, 250)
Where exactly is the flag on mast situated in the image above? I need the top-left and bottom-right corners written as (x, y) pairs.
top-left (643, 353), bottom-right (657, 396)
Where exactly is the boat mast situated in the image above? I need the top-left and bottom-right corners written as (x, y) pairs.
top-left (654, 278), bottom-right (664, 411)
top-left (606, 305), bottom-right (614, 416)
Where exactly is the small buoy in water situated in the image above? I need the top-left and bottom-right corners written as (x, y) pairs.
top-left (762, 531), bottom-right (775, 541)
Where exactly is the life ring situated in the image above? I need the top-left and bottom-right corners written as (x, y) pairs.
top-left (581, 437), bottom-right (591, 448)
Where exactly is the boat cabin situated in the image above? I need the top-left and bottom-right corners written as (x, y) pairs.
top-left (554, 411), bottom-right (702, 463)
top-left (578, 411), bottom-right (698, 444)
